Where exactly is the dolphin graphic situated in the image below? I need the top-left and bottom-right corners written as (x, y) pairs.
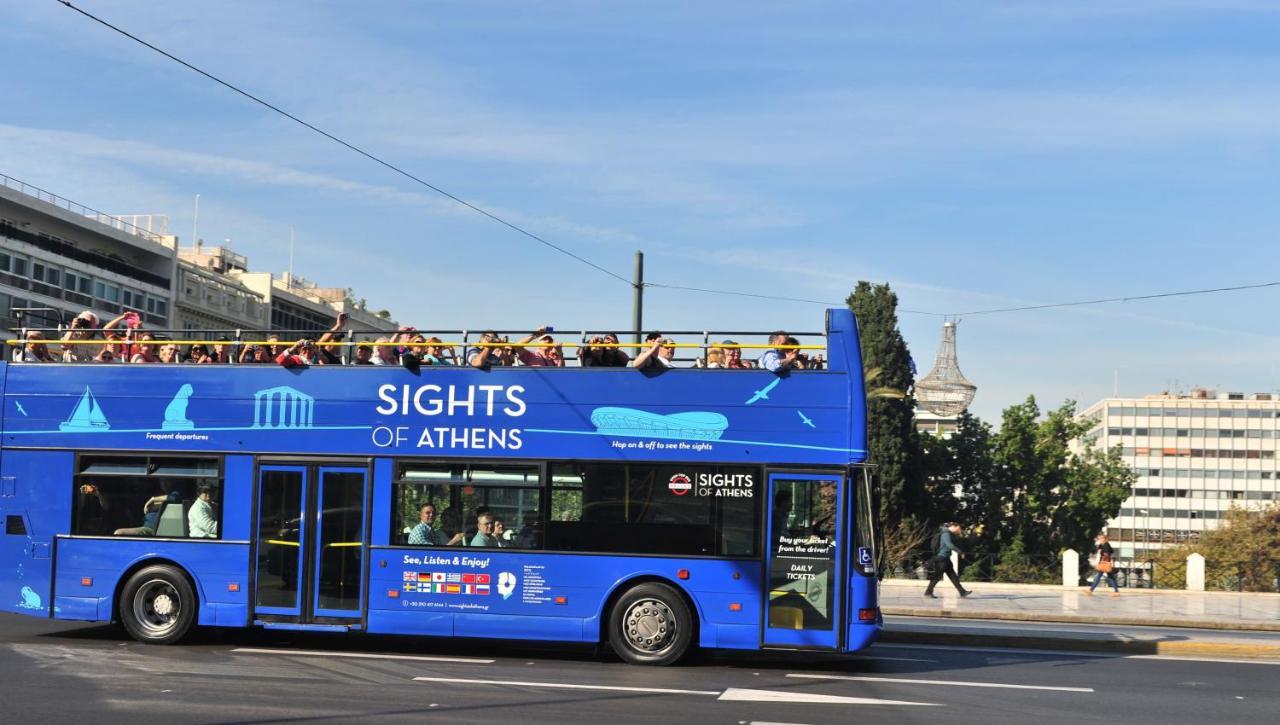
top-left (14, 401), bottom-right (28, 417)
top-left (745, 378), bottom-right (781, 405)
top-left (797, 410), bottom-right (815, 428)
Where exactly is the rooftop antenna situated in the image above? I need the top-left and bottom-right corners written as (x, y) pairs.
top-left (915, 317), bottom-right (977, 416)
top-left (288, 227), bottom-right (295, 283)
top-left (191, 194), bottom-right (200, 247)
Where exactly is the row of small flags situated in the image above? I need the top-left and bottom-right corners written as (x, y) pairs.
top-left (403, 571), bottom-right (491, 595)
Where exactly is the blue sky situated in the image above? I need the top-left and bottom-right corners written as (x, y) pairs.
top-left (3, 1), bottom-right (1278, 421)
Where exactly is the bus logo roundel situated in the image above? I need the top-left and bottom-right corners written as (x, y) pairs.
top-left (668, 473), bottom-right (692, 495)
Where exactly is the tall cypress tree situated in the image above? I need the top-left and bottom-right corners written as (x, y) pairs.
top-left (847, 281), bottom-right (924, 530)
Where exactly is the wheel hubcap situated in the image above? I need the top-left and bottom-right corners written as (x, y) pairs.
top-left (623, 598), bottom-right (675, 653)
top-left (133, 579), bottom-right (181, 636)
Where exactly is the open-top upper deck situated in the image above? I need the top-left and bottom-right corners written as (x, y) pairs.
top-left (1, 309), bottom-right (867, 466)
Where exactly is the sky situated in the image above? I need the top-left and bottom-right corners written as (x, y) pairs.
top-left (2, 1), bottom-right (1278, 422)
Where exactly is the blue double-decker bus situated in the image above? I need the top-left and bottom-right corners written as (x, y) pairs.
top-left (0, 309), bottom-right (877, 665)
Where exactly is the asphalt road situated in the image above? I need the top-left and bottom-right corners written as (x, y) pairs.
top-left (2, 612), bottom-right (1277, 724)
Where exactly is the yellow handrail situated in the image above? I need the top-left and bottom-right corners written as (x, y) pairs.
top-left (8, 339), bottom-right (824, 350)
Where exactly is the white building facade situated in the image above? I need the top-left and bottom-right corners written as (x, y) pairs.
top-left (0, 174), bottom-right (177, 338)
top-left (174, 244), bottom-right (267, 335)
top-left (1077, 390), bottom-right (1280, 560)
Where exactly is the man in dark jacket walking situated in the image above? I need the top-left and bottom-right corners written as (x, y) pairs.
top-left (924, 522), bottom-right (972, 598)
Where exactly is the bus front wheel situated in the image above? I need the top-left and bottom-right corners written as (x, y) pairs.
top-left (607, 582), bottom-right (693, 666)
top-left (119, 564), bottom-right (196, 645)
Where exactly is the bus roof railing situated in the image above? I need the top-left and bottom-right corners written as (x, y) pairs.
top-left (7, 326), bottom-right (831, 368)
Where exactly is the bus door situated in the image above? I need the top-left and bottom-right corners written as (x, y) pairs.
top-left (253, 463), bottom-right (368, 624)
top-left (762, 473), bottom-right (843, 649)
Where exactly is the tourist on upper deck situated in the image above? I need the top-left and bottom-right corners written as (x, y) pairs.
top-left (186, 344), bottom-right (211, 364)
top-left (159, 343), bottom-right (180, 364)
top-left (632, 333), bottom-right (677, 369)
top-left (371, 336), bottom-right (397, 365)
top-left (758, 331), bottom-right (799, 372)
top-left (209, 337), bottom-right (233, 364)
top-left (94, 348), bottom-right (117, 363)
top-left (18, 330), bottom-right (54, 362)
top-left (61, 310), bottom-right (100, 362)
top-left (468, 330), bottom-right (514, 369)
top-left (106, 311), bottom-right (143, 360)
top-left (578, 333), bottom-right (630, 367)
top-left (312, 312), bottom-right (347, 365)
top-left (512, 327), bottom-right (565, 367)
top-left (694, 346), bottom-right (727, 369)
top-left (129, 334), bottom-right (160, 364)
top-left (276, 339), bottom-right (317, 368)
top-left (353, 345), bottom-right (374, 365)
top-left (421, 337), bottom-right (454, 366)
top-left (719, 340), bottom-right (749, 369)
top-left (61, 310), bottom-right (132, 362)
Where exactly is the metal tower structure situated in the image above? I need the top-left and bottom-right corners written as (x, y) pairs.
top-left (915, 319), bottom-right (976, 416)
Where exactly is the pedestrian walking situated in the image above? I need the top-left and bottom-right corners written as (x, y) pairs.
top-left (924, 522), bottom-right (972, 598)
top-left (1085, 533), bottom-right (1120, 597)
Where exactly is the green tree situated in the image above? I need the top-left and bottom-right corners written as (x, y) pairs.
top-left (847, 281), bottom-right (923, 531)
top-left (1153, 506), bottom-right (1280, 591)
top-left (943, 398), bottom-right (1132, 580)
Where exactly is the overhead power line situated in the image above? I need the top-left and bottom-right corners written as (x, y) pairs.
top-left (55, 0), bottom-right (631, 285)
top-left (645, 279), bottom-right (1280, 319)
top-left (952, 280), bottom-right (1280, 317)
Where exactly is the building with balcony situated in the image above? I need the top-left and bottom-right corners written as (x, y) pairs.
top-left (0, 173), bottom-right (177, 336)
top-left (174, 243), bottom-right (267, 335)
top-left (232, 271), bottom-right (398, 336)
top-left (1075, 390), bottom-right (1280, 560)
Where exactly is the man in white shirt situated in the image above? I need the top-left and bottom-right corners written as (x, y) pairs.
top-left (188, 483), bottom-right (218, 538)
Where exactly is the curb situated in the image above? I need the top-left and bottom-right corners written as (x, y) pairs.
top-left (882, 606), bottom-right (1280, 633)
top-left (879, 628), bottom-right (1280, 659)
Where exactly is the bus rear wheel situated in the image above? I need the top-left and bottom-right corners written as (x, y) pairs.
top-left (608, 583), bottom-right (692, 666)
top-left (119, 565), bottom-right (196, 645)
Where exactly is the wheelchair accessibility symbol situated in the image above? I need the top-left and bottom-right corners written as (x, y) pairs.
top-left (858, 546), bottom-right (873, 566)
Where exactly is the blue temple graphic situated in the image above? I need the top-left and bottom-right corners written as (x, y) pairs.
top-left (59, 387), bottom-right (110, 432)
top-left (590, 407), bottom-right (728, 441)
top-left (252, 386), bottom-right (315, 429)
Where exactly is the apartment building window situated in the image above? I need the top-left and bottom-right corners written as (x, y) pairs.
top-left (12, 257), bottom-right (27, 276)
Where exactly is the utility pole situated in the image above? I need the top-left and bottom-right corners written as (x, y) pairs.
top-left (632, 250), bottom-right (644, 345)
top-left (192, 194), bottom-right (200, 246)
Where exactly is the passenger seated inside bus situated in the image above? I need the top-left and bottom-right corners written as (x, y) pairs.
top-left (114, 484), bottom-right (182, 536)
top-left (188, 483), bottom-right (218, 538)
top-left (469, 513), bottom-right (501, 547)
top-left (407, 503), bottom-right (448, 546)
top-left (491, 516), bottom-right (511, 547)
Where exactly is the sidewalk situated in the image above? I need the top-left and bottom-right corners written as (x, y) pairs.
top-left (879, 578), bottom-right (1280, 632)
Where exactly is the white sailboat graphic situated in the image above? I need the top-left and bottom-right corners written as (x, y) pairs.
top-left (59, 387), bottom-right (111, 432)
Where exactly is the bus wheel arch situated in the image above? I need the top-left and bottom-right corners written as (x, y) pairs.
top-left (113, 559), bottom-right (199, 645)
top-left (600, 576), bottom-right (698, 666)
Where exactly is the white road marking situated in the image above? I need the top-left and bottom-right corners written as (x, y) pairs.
top-left (411, 676), bottom-right (720, 696)
top-left (719, 688), bottom-right (937, 706)
top-left (787, 673), bottom-right (1093, 693)
top-left (854, 654), bottom-right (939, 663)
top-left (1129, 654), bottom-right (1280, 666)
top-left (875, 642), bottom-right (1114, 659)
top-left (233, 647), bottom-right (494, 664)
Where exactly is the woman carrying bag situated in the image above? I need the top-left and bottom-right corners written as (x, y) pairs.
top-left (1085, 533), bottom-right (1120, 597)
